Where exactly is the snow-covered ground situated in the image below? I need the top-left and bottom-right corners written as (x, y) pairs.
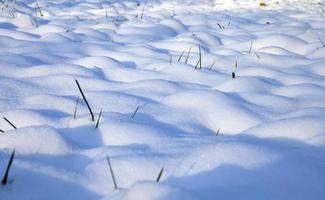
top-left (0, 0), bottom-right (325, 199)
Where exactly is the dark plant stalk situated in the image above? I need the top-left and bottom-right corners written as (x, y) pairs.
top-left (0, 129), bottom-right (4, 133)
top-left (95, 108), bottom-right (103, 129)
top-left (248, 41), bottom-right (253, 54)
top-left (106, 156), bottom-right (117, 189)
top-left (156, 167), bottom-right (164, 183)
top-left (318, 35), bottom-right (325, 47)
top-left (216, 128), bottom-right (220, 136)
top-left (131, 106), bottom-right (140, 119)
top-left (105, 8), bottom-right (108, 21)
top-left (195, 59), bottom-right (199, 70)
top-left (75, 80), bottom-right (95, 121)
top-left (185, 46), bottom-right (192, 64)
top-left (199, 44), bottom-right (202, 69)
top-left (255, 52), bottom-right (261, 60)
top-left (36, 3), bottom-right (43, 17)
top-left (209, 59), bottom-right (217, 71)
top-left (140, 7), bottom-right (144, 19)
top-left (232, 72), bottom-right (236, 79)
top-left (0, 0), bottom-right (6, 6)
top-left (73, 96), bottom-right (79, 119)
top-left (1, 149), bottom-right (15, 185)
top-left (3, 117), bottom-right (17, 129)
top-left (195, 44), bottom-right (202, 70)
top-left (178, 50), bottom-right (185, 62)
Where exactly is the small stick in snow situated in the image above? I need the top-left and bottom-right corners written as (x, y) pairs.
top-left (1, 149), bottom-right (15, 185)
top-left (232, 72), bottom-right (236, 79)
top-left (35, 3), bottom-right (44, 17)
top-left (3, 117), bottom-right (17, 129)
top-left (0, 0), bottom-right (6, 7)
top-left (255, 52), bottom-right (261, 60)
top-left (30, 16), bottom-right (39, 28)
top-left (105, 8), bottom-right (108, 21)
top-left (318, 35), bottom-right (325, 47)
top-left (248, 41), bottom-right (253, 54)
top-left (209, 59), bottom-right (217, 71)
top-left (178, 50), bottom-right (185, 62)
top-left (216, 128), bottom-right (220, 136)
top-left (195, 44), bottom-right (202, 70)
top-left (140, 7), bottom-right (145, 19)
top-left (73, 96), bottom-right (79, 119)
top-left (95, 108), bottom-right (103, 129)
top-left (131, 106), bottom-right (140, 120)
top-left (235, 61), bottom-right (238, 68)
top-left (199, 44), bottom-right (202, 69)
top-left (75, 80), bottom-right (95, 121)
top-left (195, 59), bottom-right (200, 69)
top-left (156, 167), bottom-right (164, 183)
top-left (184, 46), bottom-right (192, 64)
top-left (106, 155), bottom-right (118, 190)
top-left (94, 66), bottom-right (103, 70)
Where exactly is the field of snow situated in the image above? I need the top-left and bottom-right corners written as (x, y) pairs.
top-left (0, 0), bottom-right (325, 199)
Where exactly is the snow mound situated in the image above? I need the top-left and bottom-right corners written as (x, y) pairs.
top-left (120, 181), bottom-right (199, 200)
top-left (244, 117), bottom-right (325, 145)
top-left (174, 142), bottom-right (276, 177)
top-left (162, 90), bottom-right (262, 134)
top-left (0, 125), bottom-right (72, 154)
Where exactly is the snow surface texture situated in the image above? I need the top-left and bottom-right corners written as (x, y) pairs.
top-left (0, 0), bottom-right (325, 199)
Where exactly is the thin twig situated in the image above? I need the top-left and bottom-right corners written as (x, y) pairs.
top-left (73, 96), bottom-right (79, 119)
top-left (30, 16), bottom-right (39, 28)
top-left (106, 155), bottom-right (118, 190)
top-left (75, 80), bottom-right (95, 121)
top-left (195, 44), bottom-right (202, 70)
top-left (209, 59), bottom-right (217, 70)
top-left (248, 41), bottom-right (253, 54)
top-left (255, 52), bottom-right (261, 60)
top-left (195, 59), bottom-right (199, 70)
top-left (178, 50), bottom-right (185, 62)
top-left (1, 149), bottom-right (15, 185)
top-left (156, 167), bottom-right (164, 183)
top-left (185, 46), bottom-right (192, 64)
top-left (0, 0), bottom-right (6, 6)
top-left (216, 128), bottom-right (220, 136)
top-left (318, 35), bottom-right (325, 47)
top-left (131, 106), bottom-right (140, 119)
top-left (95, 108), bottom-right (103, 129)
top-left (0, 129), bottom-right (4, 133)
top-left (36, 3), bottom-right (43, 17)
top-left (105, 8), bottom-right (108, 21)
top-left (140, 7), bottom-right (144, 19)
top-left (3, 117), bottom-right (17, 129)
top-left (199, 44), bottom-right (202, 69)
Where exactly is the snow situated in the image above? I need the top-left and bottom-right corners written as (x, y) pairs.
top-left (0, 0), bottom-right (325, 199)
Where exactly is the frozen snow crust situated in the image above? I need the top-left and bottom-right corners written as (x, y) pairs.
top-left (1, 0), bottom-right (325, 199)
